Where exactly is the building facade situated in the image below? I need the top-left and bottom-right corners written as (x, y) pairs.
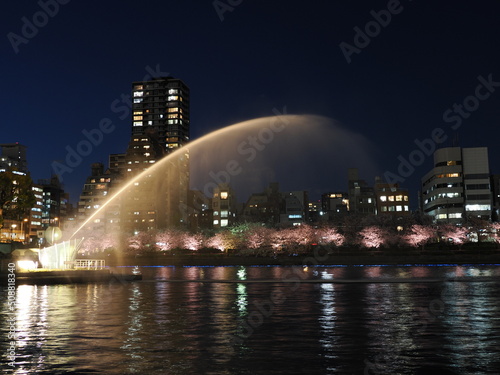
top-left (421, 147), bottom-right (492, 223)
top-left (212, 183), bottom-right (237, 228)
top-left (125, 76), bottom-right (191, 232)
top-left (374, 182), bottom-right (410, 216)
top-left (321, 192), bottom-right (349, 222)
top-left (0, 143), bottom-right (28, 173)
top-left (279, 191), bottom-right (308, 226)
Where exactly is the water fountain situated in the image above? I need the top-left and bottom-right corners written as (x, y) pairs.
top-left (20, 114), bottom-right (378, 282)
top-left (71, 114), bottom-right (378, 240)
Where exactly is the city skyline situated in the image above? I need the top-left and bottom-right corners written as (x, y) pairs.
top-left (2, 1), bottom-right (500, 204)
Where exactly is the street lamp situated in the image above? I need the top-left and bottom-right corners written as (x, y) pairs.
top-left (11, 224), bottom-right (17, 242)
top-left (21, 218), bottom-right (28, 242)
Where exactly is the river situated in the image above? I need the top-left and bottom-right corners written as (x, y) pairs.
top-left (1, 264), bottom-right (500, 374)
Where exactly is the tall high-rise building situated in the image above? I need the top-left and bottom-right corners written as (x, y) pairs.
top-left (119, 76), bottom-right (190, 233)
top-left (131, 77), bottom-right (190, 151)
top-left (421, 147), bottom-right (492, 223)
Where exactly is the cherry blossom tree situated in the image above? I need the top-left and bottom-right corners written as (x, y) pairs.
top-left (155, 229), bottom-right (182, 251)
top-left (182, 232), bottom-right (204, 251)
top-left (439, 224), bottom-right (469, 246)
top-left (488, 222), bottom-right (500, 246)
top-left (317, 226), bottom-right (345, 247)
top-left (128, 231), bottom-right (156, 253)
top-left (245, 225), bottom-right (273, 249)
top-left (359, 226), bottom-right (388, 248)
top-left (206, 232), bottom-right (225, 251)
top-left (403, 225), bottom-right (436, 249)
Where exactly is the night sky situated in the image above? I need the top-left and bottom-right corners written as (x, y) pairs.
top-left (2, 0), bottom-right (500, 208)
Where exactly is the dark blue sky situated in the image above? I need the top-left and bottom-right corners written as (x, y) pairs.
top-left (2, 0), bottom-right (500, 206)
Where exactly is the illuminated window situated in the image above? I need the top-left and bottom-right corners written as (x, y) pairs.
top-left (213, 220), bottom-right (219, 225)
top-left (221, 219), bottom-right (229, 227)
top-left (133, 116), bottom-right (143, 121)
top-left (133, 122), bottom-right (142, 127)
top-left (133, 91), bottom-right (143, 97)
top-left (133, 111), bottom-right (143, 115)
top-left (167, 107), bottom-right (178, 113)
top-left (220, 192), bottom-right (228, 200)
top-left (221, 210), bottom-right (228, 218)
top-left (466, 204), bottom-right (491, 211)
top-left (404, 196), bottom-right (409, 201)
top-left (404, 206), bottom-right (409, 211)
top-left (380, 196), bottom-right (387, 202)
top-left (389, 206), bottom-right (395, 211)
top-left (134, 98), bottom-right (143, 103)
top-left (381, 206), bottom-right (387, 212)
top-left (396, 205), bottom-right (402, 211)
top-left (168, 96), bottom-right (178, 101)
top-left (388, 196), bottom-right (395, 202)
top-left (396, 195), bottom-right (403, 201)
top-left (214, 211), bottom-right (219, 216)
top-left (168, 89), bottom-right (178, 95)
top-left (134, 85), bottom-right (143, 90)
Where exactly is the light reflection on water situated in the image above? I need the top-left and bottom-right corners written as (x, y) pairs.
top-left (1, 265), bottom-right (500, 374)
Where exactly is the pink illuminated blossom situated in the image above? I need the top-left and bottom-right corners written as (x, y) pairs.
top-left (404, 225), bottom-right (435, 248)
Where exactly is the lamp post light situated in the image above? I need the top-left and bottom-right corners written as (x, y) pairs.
top-left (21, 218), bottom-right (28, 243)
top-left (11, 224), bottom-right (17, 242)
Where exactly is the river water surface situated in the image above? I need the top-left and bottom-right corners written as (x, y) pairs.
top-left (1, 264), bottom-right (500, 374)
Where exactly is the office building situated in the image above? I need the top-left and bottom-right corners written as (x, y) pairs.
top-left (421, 147), bottom-right (492, 223)
top-left (212, 183), bottom-right (237, 228)
top-left (123, 76), bottom-right (190, 231)
top-left (321, 192), bottom-right (349, 222)
top-left (0, 143), bottom-right (28, 173)
top-left (374, 182), bottom-right (410, 216)
top-left (280, 191), bottom-right (308, 226)
top-left (347, 168), bottom-right (376, 215)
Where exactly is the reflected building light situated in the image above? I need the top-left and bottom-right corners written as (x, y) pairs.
top-left (321, 271), bottom-right (333, 280)
top-left (237, 266), bottom-right (247, 281)
top-left (236, 283), bottom-right (248, 316)
top-left (319, 283), bottom-right (337, 355)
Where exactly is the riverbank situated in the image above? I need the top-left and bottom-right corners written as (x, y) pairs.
top-left (108, 249), bottom-right (500, 267)
top-left (0, 269), bottom-right (121, 285)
